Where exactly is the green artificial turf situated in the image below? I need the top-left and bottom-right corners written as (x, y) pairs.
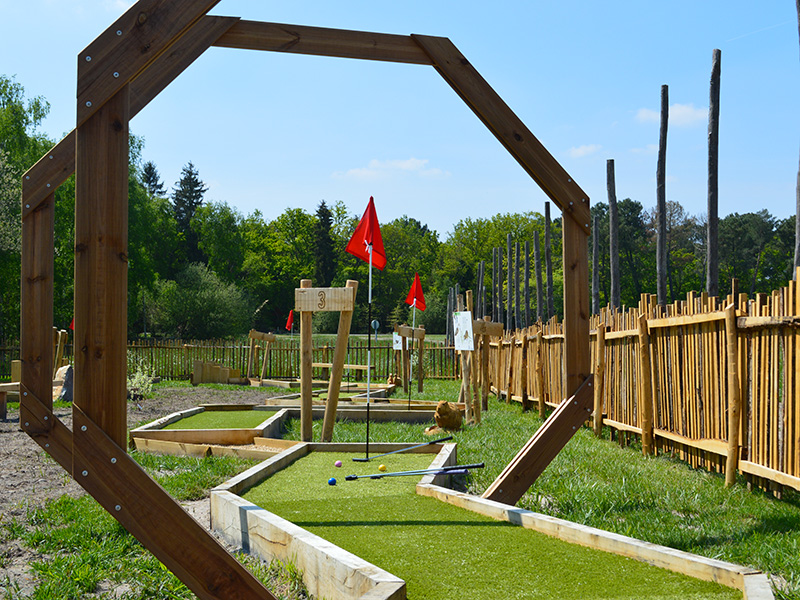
top-left (243, 452), bottom-right (741, 600)
top-left (162, 409), bottom-right (276, 430)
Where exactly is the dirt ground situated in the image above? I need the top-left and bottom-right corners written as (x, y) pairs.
top-left (0, 384), bottom-right (282, 597)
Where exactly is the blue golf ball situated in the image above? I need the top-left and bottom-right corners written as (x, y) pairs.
top-left (328, 477), bottom-right (337, 486)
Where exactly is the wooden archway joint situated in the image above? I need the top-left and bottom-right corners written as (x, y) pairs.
top-left (19, 385), bottom-right (74, 473)
top-left (77, 0), bottom-right (222, 127)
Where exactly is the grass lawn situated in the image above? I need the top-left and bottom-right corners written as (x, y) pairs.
top-left (161, 409), bottom-right (276, 430)
top-left (282, 379), bottom-right (800, 599)
top-left (243, 451), bottom-right (741, 600)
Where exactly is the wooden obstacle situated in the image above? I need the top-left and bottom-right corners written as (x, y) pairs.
top-left (18, 5), bottom-right (590, 597)
top-left (246, 329), bottom-right (276, 381)
top-left (191, 361), bottom-right (247, 385)
top-left (296, 279), bottom-right (359, 442)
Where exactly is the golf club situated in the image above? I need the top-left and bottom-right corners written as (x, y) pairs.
top-left (351, 436), bottom-right (454, 462)
top-left (345, 462), bottom-right (484, 481)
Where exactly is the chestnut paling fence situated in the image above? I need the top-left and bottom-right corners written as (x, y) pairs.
top-left (2, 278), bottom-right (797, 493)
top-left (489, 278), bottom-right (800, 495)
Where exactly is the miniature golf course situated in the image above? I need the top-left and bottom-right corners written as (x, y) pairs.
top-left (241, 452), bottom-right (741, 600)
top-left (161, 409), bottom-right (277, 430)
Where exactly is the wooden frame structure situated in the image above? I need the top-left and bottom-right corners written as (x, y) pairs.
top-left (394, 323), bottom-right (426, 393)
top-left (19, 2), bottom-right (590, 596)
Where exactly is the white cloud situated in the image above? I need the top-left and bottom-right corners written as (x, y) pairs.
top-left (333, 158), bottom-right (449, 180)
top-left (567, 144), bottom-right (602, 158)
top-left (631, 144), bottom-right (658, 155)
top-left (635, 104), bottom-right (707, 127)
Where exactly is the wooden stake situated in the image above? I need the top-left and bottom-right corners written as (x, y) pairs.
top-left (725, 304), bottom-right (742, 486)
top-left (638, 313), bottom-right (654, 455)
top-left (593, 322), bottom-right (606, 437)
top-left (536, 330), bottom-right (546, 419)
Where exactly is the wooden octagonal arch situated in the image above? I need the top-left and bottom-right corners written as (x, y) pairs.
top-left (20, 2), bottom-right (592, 598)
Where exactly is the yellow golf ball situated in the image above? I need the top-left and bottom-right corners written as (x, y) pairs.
top-left (378, 464), bottom-right (387, 472)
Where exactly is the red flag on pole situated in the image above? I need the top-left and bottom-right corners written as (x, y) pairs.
top-left (69, 317), bottom-right (74, 331)
top-left (285, 310), bottom-right (294, 331)
top-left (345, 196), bottom-right (386, 270)
top-left (405, 273), bottom-right (426, 311)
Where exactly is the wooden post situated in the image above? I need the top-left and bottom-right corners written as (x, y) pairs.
top-left (321, 280), bottom-right (358, 442)
top-left (466, 290), bottom-right (480, 423)
top-left (299, 279), bottom-right (313, 441)
top-left (520, 333), bottom-right (532, 411)
top-left (481, 317), bottom-right (492, 412)
top-left (524, 240), bottom-right (530, 328)
top-left (707, 49), bottom-right (721, 298)
top-left (246, 337), bottom-right (257, 379)
top-left (11, 360), bottom-right (21, 383)
top-left (656, 84), bottom-right (669, 306)
top-left (592, 214), bottom-right (600, 315)
top-left (506, 234), bottom-right (513, 330)
top-left (457, 294), bottom-right (473, 420)
top-left (515, 241), bottom-right (521, 331)
top-left (637, 313), bottom-right (654, 455)
top-left (417, 326), bottom-right (425, 393)
top-left (534, 231), bottom-right (543, 322)
top-left (536, 330), bottom-right (546, 419)
top-left (725, 303), bottom-right (741, 486)
top-left (73, 85), bottom-right (130, 449)
top-left (545, 202), bottom-right (554, 320)
top-left (608, 159), bottom-right (620, 310)
top-left (593, 321), bottom-right (606, 437)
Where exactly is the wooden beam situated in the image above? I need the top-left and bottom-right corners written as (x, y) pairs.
top-left (637, 313), bottom-right (654, 455)
top-left (295, 286), bottom-right (355, 312)
top-left (248, 329), bottom-right (277, 342)
top-left (593, 324), bottom-right (606, 437)
top-left (23, 15), bottom-right (238, 217)
top-left (562, 215), bottom-right (592, 398)
top-left (20, 190), bottom-right (54, 425)
top-left (73, 85), bottom-right (130, 448)
top-left (410, 34), bottom-right (591, 233)
top-left (482, 376), bottom-right (594, 505)
top-left (214, 20), bottom-right (432, 65)
top-left (76, 0), bottom-right (221, 126)
top-left (724, 304), bottom-right (742, 487)
top-left (73, 407), bottom-right (276, 600)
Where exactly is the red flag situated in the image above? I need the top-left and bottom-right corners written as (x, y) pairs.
top-left (345, 196), bottom-right (386, 270)
top-left (285, 310), bottom-right (294, 331)
top-left (69, 317), bottom-right (74, 331)
top-left (405, 273), bottom-right (426, 311)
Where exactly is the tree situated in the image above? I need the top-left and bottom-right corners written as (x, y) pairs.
top-left (0, 75), bottom-right (50, 168)
top-left (142, 160), bottom-right (166, 197)
top-left (171, 161), bottom-right (207, 265)
top-left (192, 201), bottom-right (245, 284)
top-left (313, 200), bottom-right (336, 287)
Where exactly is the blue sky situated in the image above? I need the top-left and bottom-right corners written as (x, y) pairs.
top-left (2, 1), bottom-right (798, 236)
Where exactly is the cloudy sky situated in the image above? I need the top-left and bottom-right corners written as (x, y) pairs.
top-left (2, 0), bottom-right (798, 234)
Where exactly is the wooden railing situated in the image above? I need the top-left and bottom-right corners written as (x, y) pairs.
top-left (490, 279), bottom-right (800, 495)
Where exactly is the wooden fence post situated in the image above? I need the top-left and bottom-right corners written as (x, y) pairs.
top-left (536, 330), bottom-right (546, 419)
top-left (299, 279), bottom-right (313, 442)
top-left (637, 313), bottom-right (654, 455)
top-left (725, 303), bottom-right (742, 487)
top-left (593, 322), bottom-right (606, 437)
top-left (520, 332), bottom-right (532, 411)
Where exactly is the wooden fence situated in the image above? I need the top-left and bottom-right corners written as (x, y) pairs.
top-left (490, 278), bottom-right (800, 495)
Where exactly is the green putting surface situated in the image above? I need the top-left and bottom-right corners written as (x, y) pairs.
top-left (243, 452), bottom-right (742, 600)
top-left (162, 409), bottom-right (276, 430)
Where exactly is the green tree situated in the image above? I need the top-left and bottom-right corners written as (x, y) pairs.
top-left (0, 75), bottom-right (50, 168)
top-left (313, 200), bottom-right (336, 287)
top-left (141, 160), bottom-right (166, 197)
top-left (171, 162), bottom-right (207, 266)
top-left (192, 201), bottom-right (245, 284)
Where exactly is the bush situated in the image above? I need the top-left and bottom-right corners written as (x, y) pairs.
top-left (148, 263), bottom-right (252, 338)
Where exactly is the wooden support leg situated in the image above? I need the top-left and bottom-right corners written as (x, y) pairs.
top-left (321, 280), bottom-right (358, 442)
top-left (0, 391), bottom-right (6, 421)
top-left (483, 375), bottom-right (594, 505)
top-left (299, 279), bottom-right (313, 442)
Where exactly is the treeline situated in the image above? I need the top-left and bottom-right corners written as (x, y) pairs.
top-left (0, 75), bottom-right (795, 340)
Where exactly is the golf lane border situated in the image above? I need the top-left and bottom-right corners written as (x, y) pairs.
top-left (210, 442), bottom-right (774, 600)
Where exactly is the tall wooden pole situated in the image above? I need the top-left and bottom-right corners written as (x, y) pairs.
top-left (534, 231), bottom-right (543, 322)
top-left (506, 233), bottom-right (513, 330)
top-left (524, 240), bottom-right (531, 328)
top-left (74, 85), bottom-right (130, 448)
top-left (795, 0), bottom-right (800, 278)
top-left (608, 159), bottom-right (620, 310)
top-left (656, 84), bottom-right (669, 306)
top-left (514, 241), bottom-right (521, 331)
top-left (707, 49), bottom-right (721, 297)
top-left (545, 202), bottom-right (554, 319)
top-left (592, 320), bottom-right (606, 437)
top-left (592, 213), bottom-right (600, 314)
top-left (637, 313), bottom-right (654, 455)
top-left (299, 279), bottom-right (314, 441)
